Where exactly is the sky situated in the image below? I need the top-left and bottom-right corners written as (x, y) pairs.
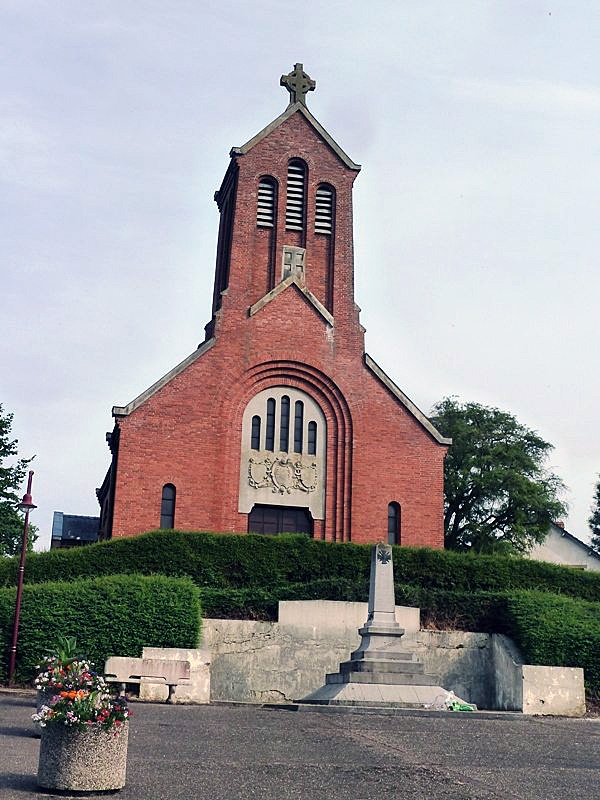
top-left (2, 1), bottom-right (599, 551)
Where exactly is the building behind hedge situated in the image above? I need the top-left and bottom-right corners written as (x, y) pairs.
top-left (97, 65), bottom-right (450, 545)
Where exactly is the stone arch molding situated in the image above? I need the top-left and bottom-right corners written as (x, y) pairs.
top-left (238, 386), bottom-right (326, 520)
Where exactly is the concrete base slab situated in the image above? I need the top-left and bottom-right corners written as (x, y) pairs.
top-left (299, 681), bottom-right (448, 707)
top-left (326, 671), bottom-right (439, 686)
top-left (267, 702), bottom-right (526, 720)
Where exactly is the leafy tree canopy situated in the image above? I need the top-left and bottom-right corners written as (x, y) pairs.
top-left (0, 403), bottom-right (37, 557)
top-left (589, 476), bottom-right (600, 552)
top-left (430, 398), bottom-right (567, 554)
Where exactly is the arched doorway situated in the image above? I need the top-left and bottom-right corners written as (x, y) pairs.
top-left (248, 504), bottom-right (313, 536)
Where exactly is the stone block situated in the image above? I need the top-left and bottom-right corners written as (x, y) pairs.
top-left (140, 647), bottom-right (210, 704)
top-left (278, 600), bottom-right (420, 633)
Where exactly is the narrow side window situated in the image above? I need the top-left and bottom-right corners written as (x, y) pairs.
top-left (265, 398), bottom-right (276, 451)
top-left (387, 502), bottom-right (401, 546)
top-left (251, 415), bottom-right (261, 450)
top-left (160, 484), bottom-right (176, 529)
top-left (279, 396), bottom-right (290, 452)
top-left (294, 400), bottom-right (304, 453)
top-left (307, 421), bottom-right (317, 455)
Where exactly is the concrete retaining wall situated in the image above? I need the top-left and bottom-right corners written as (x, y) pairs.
top-left (200, 601), bottom-right (585, 715)
top-left (201, 605), bottom-right (493, 707)
top-left (492, 635), bottom-right (585, 716)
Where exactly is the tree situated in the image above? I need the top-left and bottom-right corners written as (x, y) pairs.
top-left (589, 476), bottom-right (600, 552)
top-left (0, 403), bottom-right (37, 557)
top-left (430, 398), bottom-right (567, 554)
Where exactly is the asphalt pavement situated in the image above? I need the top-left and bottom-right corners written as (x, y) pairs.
top-left (2, 692), bottom-right (600, 800)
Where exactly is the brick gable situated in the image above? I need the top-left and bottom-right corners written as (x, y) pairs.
top-left (100, 72), bottom-right (448, 548)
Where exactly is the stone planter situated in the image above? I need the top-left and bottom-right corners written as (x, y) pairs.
top-left (37, 722), bottom-right (128, 792)
top-left (33, 689), bottom-right (57, 737)
top-left (36, 688), bottom-right (57, 712)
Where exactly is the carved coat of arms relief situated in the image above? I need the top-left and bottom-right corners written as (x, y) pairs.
top-left (248, 455), bottom-right (318, 494)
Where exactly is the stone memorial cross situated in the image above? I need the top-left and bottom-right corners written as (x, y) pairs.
top-left (280, 63), bottom-right (316, 106)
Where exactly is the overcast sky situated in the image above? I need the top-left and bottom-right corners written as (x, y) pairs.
top-left (2, 1), bottom-right (599, 550)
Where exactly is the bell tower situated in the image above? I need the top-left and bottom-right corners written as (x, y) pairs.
top-left (205, 64), bottom-right (362, 347)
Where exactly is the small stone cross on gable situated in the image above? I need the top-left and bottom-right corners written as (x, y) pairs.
top-left (280, 63), bottom-right (316, 106)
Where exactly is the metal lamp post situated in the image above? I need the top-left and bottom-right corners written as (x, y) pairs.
top-left (7, 470), bottom-right (36, 687)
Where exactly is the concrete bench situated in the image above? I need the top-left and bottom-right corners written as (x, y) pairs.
top-left (104, 657), bottom-right (191, 703)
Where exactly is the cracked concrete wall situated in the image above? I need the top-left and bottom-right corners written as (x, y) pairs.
top-left (201, 608), bottom-right (495, 707)
top-left (201, 602), bottom-right (586, 713)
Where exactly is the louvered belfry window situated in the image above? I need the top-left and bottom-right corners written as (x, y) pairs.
top-left (315, 184), bottom-right (334, 235)
top-left (285, 160), bottom-right (306, 231)
top-left (257, 178), bottom-right (276, 227)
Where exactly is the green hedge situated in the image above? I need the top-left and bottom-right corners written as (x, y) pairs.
top-left (0, 574), bottom-right (201, 684)
top-left (199, 576), bottom-right (371, 619)
top-left (504, 591), bottom-right (600, 691)
top-left (2, 530), bottom-right (600, 603)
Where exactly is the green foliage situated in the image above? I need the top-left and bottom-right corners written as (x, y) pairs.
top-left (430, 397), bottom-right (567, 553)
top-left (0, 530), bottom-right (371, 590)
top-left (199, 577), bottom-right (370, 620)
top-left (3, 530), bottom-right (600, 603)
top-left (504, 591), bottom-right (600, 692)
top-left (0, 574), bottom-right (201, 684)
top-left (589, 475), bottom-right (600, 551)
top-left (3, 529), bottom-right (600, 691)
top-left (0, 403), bottom-right (37, 556)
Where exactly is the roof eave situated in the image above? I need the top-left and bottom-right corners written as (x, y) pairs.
top-left (364, 354), bottom-right (452, 446)
top-left (231, 103), bottom-right (361, 172)
top-left (113, 338), bottom-right (216, 418)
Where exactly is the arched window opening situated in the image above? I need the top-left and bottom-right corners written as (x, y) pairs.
top-left (387, 502), bottom-right (401, 546)
top-left (307, 421), bottom-right (317, 455)
top-left (160, 484), bottom-right (176, 529)
top-left (279, 396), bottom-right (290, 452)
top-left (265, 398), bottom-right (276, 451)
top-left (257, 177), bottom-right (276, 228)
top-left (294, 401), bottom-right (304, 453)
top-left (251, 415), bottom-right (261, 450)
top-left (315, 184), bottom-right (334, 235)
top-left (286, 160), bottom-right (306, 231)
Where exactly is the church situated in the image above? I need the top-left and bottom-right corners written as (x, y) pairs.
top-left (97, 65), bottom-right (450, 546)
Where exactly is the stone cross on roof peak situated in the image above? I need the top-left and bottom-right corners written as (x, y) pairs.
top-left (280, 63), bottom-right (316, 106)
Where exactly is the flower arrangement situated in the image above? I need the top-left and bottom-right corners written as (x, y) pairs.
top-left (34, 636), bottom-right (99, 692)
top-left (33, 690), bottom-right (130, 732)
top-left (32, 637), bottom-right (130, 733)
top-left (34, 657), bottom-right (99, 692)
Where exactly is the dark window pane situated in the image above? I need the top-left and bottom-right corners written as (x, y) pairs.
top-left (279, 396), bottom-right (290, 452)
top-left (248, 504), bottom-right (312, 537)
top-left (307, 421), bottom-right (317, 455)
top-left (251, 415), bottom-right (261, 450)
top-left (387, 502), bottom-right (401, 545)
top-left (160, 484), bottom-right (176, 529)
top-left (294, 401), bottom-right (304, 453)
top-left (265, 398), bottom-right (276, 451)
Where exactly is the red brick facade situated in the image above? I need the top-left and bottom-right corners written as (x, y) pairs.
top-left (98, 75), bottom-right (449, 547)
